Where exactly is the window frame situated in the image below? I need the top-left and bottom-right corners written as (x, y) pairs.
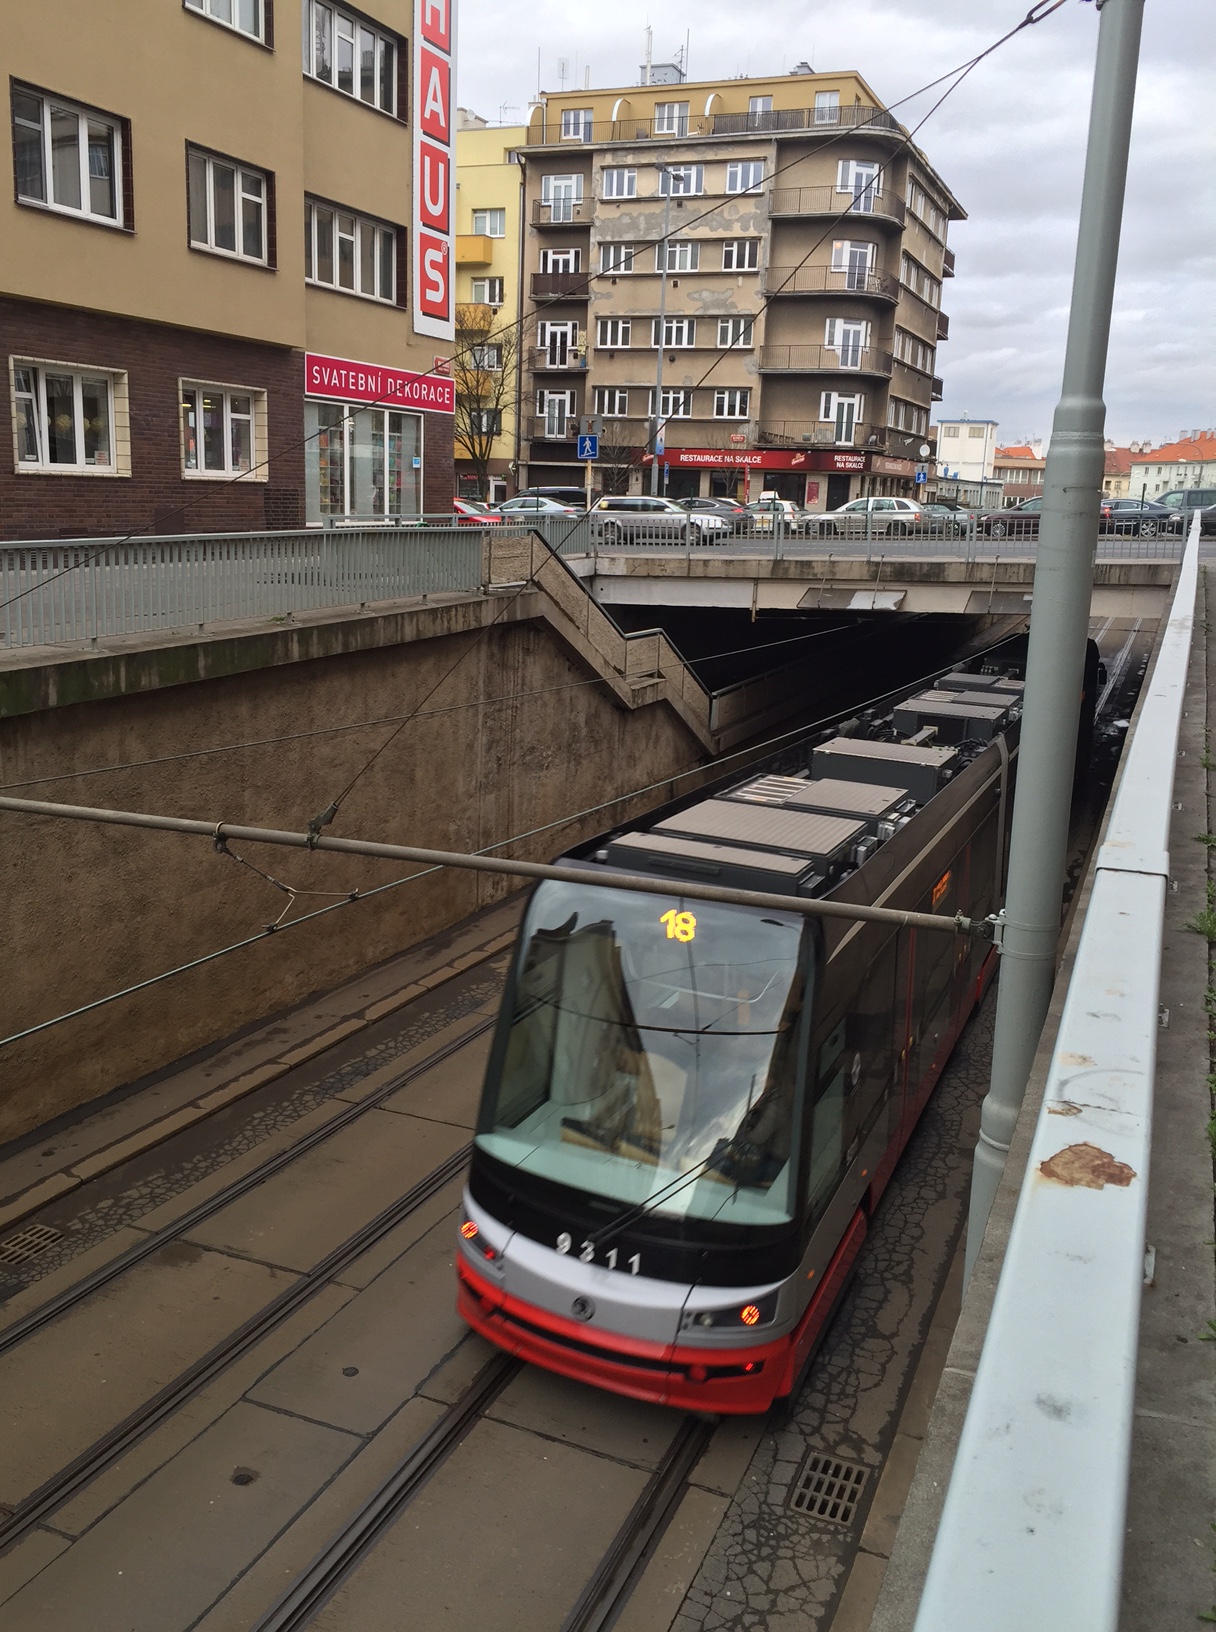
top-left (656, 239), bottom-right (699, 274)
top-left (722, 238), bottom-right (759, 272)
top-left (648, 386), bottom-right (693, 419)
top-left (601, 166), bottom-right (637, 199)
top-left (470, 276), bottom-right (504, 306)
top-left (814, 90), bottom-right (841, 124)
top-left (725, 160), bottom-right (765, 195)
top-left (653, 101), bottom-right (690, 136)
top-left (594, 387), bottom-right (631, 418)
top-left (599, 242), bottom-right (636, 275)
top-left (717, 317), bottom-right (754, 349)
top-left (179, 380), bottom-right (267, 480)
top-left (184, 0), bottom-right (269, 45)
top-left (187, 143), bottom-right (273, 265)
top-left (713, 387), bottom-right (750, 420)
top-left (651, 316), bottom-right (696, 349)
top-left (11, 358), bottom-right (127, 476)
top-left (472, 207), bottom-right (507, 238)
top-left (560, 107), bottom-right (593, 142)
top-left (658, 163), bottom-right (703, 197)
top-left (596, 317), bottom-right (632, 348)
top-left (305, 196), bottom-right (397, 302)
top-left (11, 84), bottom-right (127, 230)
top-left (301, 0), bottom-right (399, 117)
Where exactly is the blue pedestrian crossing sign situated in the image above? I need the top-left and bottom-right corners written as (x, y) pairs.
top-left (577, 434), bottom-right (599, 460)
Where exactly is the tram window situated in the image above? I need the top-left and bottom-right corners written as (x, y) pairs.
top-left (477, 881), bottom-right (810, 1225)
top-left (806, 1068), bottom-right (846, 1221)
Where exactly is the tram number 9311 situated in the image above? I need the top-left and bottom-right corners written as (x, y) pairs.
top-left (556, 1233), bottom-right (642, 1274)
top-left (660, 909), bottom-right (697, 943)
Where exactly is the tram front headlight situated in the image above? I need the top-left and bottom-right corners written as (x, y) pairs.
top-left (682, 1290), bottom-right (780, 1331)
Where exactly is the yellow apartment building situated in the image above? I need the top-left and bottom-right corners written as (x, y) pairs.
top-left (2, 0), bottom-right (457, 539)
top-left (517, 68), bottom-right (962, 507)
top-left (454, 113), bottom-right (527, 500)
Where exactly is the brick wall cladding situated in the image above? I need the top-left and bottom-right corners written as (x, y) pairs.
top-left (422, 408), bottom-right (454, 513)
top-left (0, 297), bottom-right (305, 541)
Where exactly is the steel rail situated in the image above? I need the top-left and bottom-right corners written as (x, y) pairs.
top-left (915, 514), bottom-right (1199, 1628)
top-left (0, 798), bottom-right (989, 937)
top-left (0, 1143), bottom-right (475, 1555)
top-left (0, 1014), bottom-right (495, 1362)
top-left (250, 1352), bottom-right (522, 1632)
top-left (559, 1415), bottom-right (718, 1632)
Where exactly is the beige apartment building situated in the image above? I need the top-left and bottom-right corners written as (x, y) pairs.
top-left (515, 69), bottom-right (962, 507)
top-left (2, 0), bottom-right (456, 540)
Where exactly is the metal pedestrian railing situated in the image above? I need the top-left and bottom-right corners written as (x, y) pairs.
top-left (913, 513), bottom-right (1201, 1630)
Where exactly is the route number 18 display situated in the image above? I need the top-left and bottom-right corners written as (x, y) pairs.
top-left (660, 909), bottom-right (697, 943)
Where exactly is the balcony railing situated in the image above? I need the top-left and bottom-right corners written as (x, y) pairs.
top-left (768, 185), bottom-right (905, 227)
top-left (531, 198), bottom-right (593, 228)
top-left (932, 375), bottom-right (944, 401)
top-left (765, 265), bottom-right (900, 302)
top-left (759, 344), bottom-right (893, 376)
top-left (531, 415), bottom-right (578, 441)
top-left (937, 311), bottom-right (950, 340)
top-left (942, 246), bottom-right (956, 277)
top-left (531, 271), bottom-right (591, 300)
top-left (522, 103), bottom-right (902, 145)
top-left (529, 346), bottom-right (588, 371)
top-left (756, 421), bottom-right (889, 451)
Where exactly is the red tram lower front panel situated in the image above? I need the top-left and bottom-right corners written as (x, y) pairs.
top-left (457, 1206), bottom-right (869, 1415)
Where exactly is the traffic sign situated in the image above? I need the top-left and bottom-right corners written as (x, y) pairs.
top-left (577, 434), bottom-right (599, 460)
top-left (914, 470), bottom-right (927, 484)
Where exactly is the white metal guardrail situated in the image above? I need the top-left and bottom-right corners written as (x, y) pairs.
top-left (913, 512), bottom-right (1200, 1630)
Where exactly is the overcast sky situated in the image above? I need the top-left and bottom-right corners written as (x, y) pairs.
top-left (456, 0), bottom-right (1215, 448)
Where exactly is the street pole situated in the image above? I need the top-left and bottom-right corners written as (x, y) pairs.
top-left (650, 183), bottom-right (672, 496)
top-left (965, 0), bottom-right (1145, 1283)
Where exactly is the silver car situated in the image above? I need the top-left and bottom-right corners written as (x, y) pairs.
top-left (592, 495), bottom-right (729, 545)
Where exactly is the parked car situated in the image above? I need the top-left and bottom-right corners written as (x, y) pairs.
top-left (592, 494), bottom-right (728, 544)
top-left (746, 496), bottom-right (809, 535)
top-left (495, 494), bottom-right (582, 517)
top-left (518, 486), bottom-right (590, 510)
top-left (920, 501), bottom-right (977, 537)
top-left (983, 497), bottom-right (1044, 540)
top-left (451, 497), bottom-right (504, 525)
top-left (1156, 488), bottom-right (1216, 536)
top-left (676, 496), bottom-right (751, 532)
top-left (1099, 497), bottom-right (1185, 537)
top-left (822, 496), bottom-right (928, 537)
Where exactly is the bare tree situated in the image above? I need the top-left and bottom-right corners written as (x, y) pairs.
top-left (452, 303), bottom-right (521, 499)
top-left (596, 421), bottom-right (644, 495)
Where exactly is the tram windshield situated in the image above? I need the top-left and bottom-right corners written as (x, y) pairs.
top-left (476, 881), bottom-right (810, 1225)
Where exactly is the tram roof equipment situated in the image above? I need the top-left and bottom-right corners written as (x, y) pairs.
top-left (812, 736), bottom-right (961, 803)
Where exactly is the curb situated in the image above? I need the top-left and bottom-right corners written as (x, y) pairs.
top-left (0, 929), bottom-right (515, 1239)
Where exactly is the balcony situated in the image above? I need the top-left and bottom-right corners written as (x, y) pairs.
top-left (765, 265), bottom-right (899, 303)
top-left (531, 416), bottom-right (578, 441)
top-left (937, 311), bottom-right (950, 340)
top-left (932, 376), bottom-right (944, 401)
top-left (759, 344), bottom-right (893, 377)
top-left (531, 271), bottom-right (590, 300)
top-left (455, 235), bottom-right (494, 266)
top-left (522, 103), bottom-right (902, 146)
top-left (943, 246), bottom-right (956, 277)
top-left (768, 185), bottom-right (905, 228)
top-left (757, 421), bottom-right (889, 451)
top-left (531, 198), bottom-right (593, 228)
top-left (529, 347), bottom-right (588, 371)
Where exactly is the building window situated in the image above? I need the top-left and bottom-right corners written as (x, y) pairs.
top-left (470, 276), bottom-right (504, 305)
top-left (894, 328), bottom-right (935, 373)
top-left (722, 238), bottom-right (759, 271)
top-left (472, 207), bottom-right (506, 237)
top-left (185, 0), bottom-right (265, 42)
top-left (968, 425), bottom-right (987, 438)
top-left (181, 382), bottom-right (265, 477)
top-left (649, 387), bottom-right (693, 418)
top-left (187, 146), bottom-right (269, 263)
top-left (656, 239), bottom-right (699, 273)
top-left (469, 343), bottom-right (502, 371)
top-left (824, 317), bottom-right (870, 367)
top-left (717, 317), bottom-right (754, 348)
top-left (900, 253), bottom-right (941, 306)
top-left (304, 402), bottom-right (421, 522)
top-left (469, 408), bottom-right (502, 435)
top-left (540, 174), bottom-right (583, 220)
top-left (540, 246), bottom-right (581, 273)
top-left (305, 199), bottom-right (395, 300)
top-left (888, 398), bottom-right (928, 436)
top-left (831, 238), bottom-right (877, 289)
top-left (303, 1), bottom-right (396, 114)
top-left (659, 163), bottom-right (703, 196)
top-left (940, 424), bottom-right (959, 437)
top-left (12, 361), bottom-right (125, 474)
top-left (11, 86), bottom-right (125, 227)
top-left (651, 316), bottom-right (696, 348)
top-left (726, 160), bottom-right (764, 195)
top-left (601, 167), bottom-right (636, 199)
top-left (837, 159), bottom-right (882, 212)
top-left (536, 389), bottom-right (576, 437)
top-left (908, 181), bottom-right (947, 239)
top-left (595, 387), bottom-right (630, 417)
top-left (814, 90), bottom-right (840, 124)
top-left (654, 101), bottom-right (689, 136)
top-left (714, 388), bottom-right (750, 419)
top-left (597, 318), bottom-right (632, 347)
top-left (560, 107), bottom-right (593, 141)
top-left (819, 391), bottom-right (864, 442)
top-left (748, 94), bottom-right (773, 128)
top-left (599, 242), bottom-right (635, 274)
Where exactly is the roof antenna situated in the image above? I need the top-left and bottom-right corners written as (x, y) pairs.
top-left (643, 24), bottom-right (653, 85)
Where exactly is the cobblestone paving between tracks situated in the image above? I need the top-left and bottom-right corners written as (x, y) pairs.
top-left (0, 969), bottom-right (506, 1304)
top-left (673, 993), bottom-right (995, 1632)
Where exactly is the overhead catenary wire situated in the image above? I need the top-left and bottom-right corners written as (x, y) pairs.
top-left (0, 2), bottom-right (1067, 624)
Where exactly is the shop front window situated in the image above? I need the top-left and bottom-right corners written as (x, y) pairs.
top-left (304, 401), bottom-right (421, 523)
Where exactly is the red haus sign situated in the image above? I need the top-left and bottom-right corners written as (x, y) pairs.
top-left (413, 0), bottom-right (456, 340)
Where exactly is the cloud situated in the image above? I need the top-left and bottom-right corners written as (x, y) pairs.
top-left (458, 0), bottom-right (1216, 443)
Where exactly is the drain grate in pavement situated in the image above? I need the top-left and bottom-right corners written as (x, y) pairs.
top-left (788, 1452), bottom-right (869, 1527)
top-left (0, 1223), bottom-right (63, 1266)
